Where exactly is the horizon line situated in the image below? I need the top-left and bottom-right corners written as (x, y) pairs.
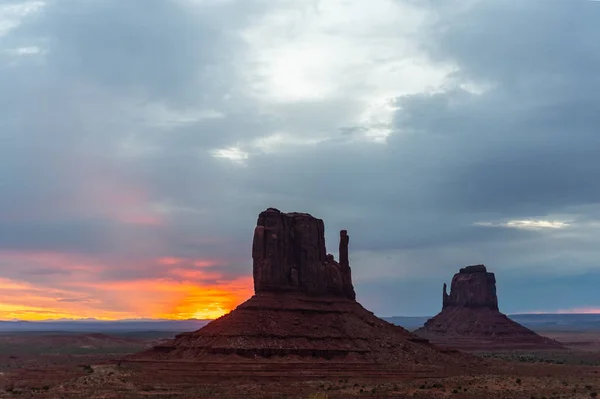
top-left (4, 311), bottom-right (600, 323)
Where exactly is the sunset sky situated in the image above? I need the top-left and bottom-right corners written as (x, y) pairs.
top-left (1, 0), bottom-right (600, 320)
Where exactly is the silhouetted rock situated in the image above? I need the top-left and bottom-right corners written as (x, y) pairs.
top-left (252, 208), bottom-right (355, 299)
top-left (134, 208), bottom-right (478, 367)
top-left (443, 264), bottom-right (498, 311)
top-left (416, 265), bottom-right (563, 350)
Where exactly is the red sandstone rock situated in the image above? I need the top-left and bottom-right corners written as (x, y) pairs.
top-left (417, 265), bottom-right (563, 350)
top-left (443, 264), bottom-right (498, 311)
top-left (252, 208), bottom-right (355, 299)
top-left (134, 208), bottom-right (478, 366)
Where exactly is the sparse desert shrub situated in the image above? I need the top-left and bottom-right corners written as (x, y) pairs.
top-left (591, 392), bottom-right (598, 398)
top-left (587, 385), bottom-right (594, 390)
top-left (516, 378), bottom-right (522, 384)
top-left (81, 364), bottom-right (93, 373)
top-left (452, 389), bottom-right (458, 394)
top-left (418, 384), bottom-right (426, 389)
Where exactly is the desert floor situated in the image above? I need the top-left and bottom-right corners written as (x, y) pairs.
top-left (2, 330), bottom-right (600, 398)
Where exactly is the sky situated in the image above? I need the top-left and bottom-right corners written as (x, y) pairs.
top-left (1, 0), bottom-right (600, 320)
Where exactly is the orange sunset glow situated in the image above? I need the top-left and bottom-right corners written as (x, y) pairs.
top-left (0, 251), bottom-right (254, 321)
top-left (0, 276), bottom-right (253, 321)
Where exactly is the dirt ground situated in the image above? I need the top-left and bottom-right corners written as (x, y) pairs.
top-left (3, 330), bottom-right (600, 398)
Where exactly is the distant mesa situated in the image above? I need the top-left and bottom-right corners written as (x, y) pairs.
top-left (415, 264), bottom-right (564, 350)
top-left (442, 264), bottom-right (498, 311)
top-left (133, 207), bottom-right (478, 367)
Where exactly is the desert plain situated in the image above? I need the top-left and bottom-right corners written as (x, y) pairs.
top-left (2, 326), bottom-right (600, 398)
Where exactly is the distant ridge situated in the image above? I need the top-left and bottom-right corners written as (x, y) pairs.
top-left (4, 314), bottom-right (600, 333)
top-left (0, 319), bottom-right (212, 332)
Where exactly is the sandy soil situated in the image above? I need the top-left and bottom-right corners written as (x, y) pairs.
top-left (3, 331), bottom-right (600, 398)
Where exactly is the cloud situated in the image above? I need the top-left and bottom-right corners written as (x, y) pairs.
top-left (1, 0), bottom-right (600, 318)
top-left (475, 219), bottom-right (571, 231)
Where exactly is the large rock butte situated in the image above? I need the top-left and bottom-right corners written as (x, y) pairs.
top-left (252, 208), bottom-right (355, 299)
top-left (416, 265), bottom-right (563, 350)
top-left (133, 208), bottom-right (478, 367)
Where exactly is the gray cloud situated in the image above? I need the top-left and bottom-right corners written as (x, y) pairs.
top-left (1, 0), bottom-right (600, 317)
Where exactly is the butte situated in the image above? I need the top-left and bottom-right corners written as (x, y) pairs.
top-left (414, 264), bottom-right (564, 350)
top-left (134, 208), bottom-right (477, 369)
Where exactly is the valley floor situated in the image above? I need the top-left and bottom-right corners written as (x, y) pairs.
top-left (2, 330), bottom-right (600, 398)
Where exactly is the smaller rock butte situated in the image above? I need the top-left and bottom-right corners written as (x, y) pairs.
top-left (416, 265), bottom-right (564, 350)
top-left (133, 208), bottom-right (478, 367)
top-left (442, 264), bottom-right (498, 311)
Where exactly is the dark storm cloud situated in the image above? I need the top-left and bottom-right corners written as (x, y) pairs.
top-left (2, 0), bottom-right (600, 318)
top-left (0, 0), bottom-right (264, 263)
top-left (208, 0), bottom-right (600, 314)
top-left (384, 0), bottom-right (600, 218)
top-left (351, 0), bottom-right (600, 314)
top-left (15, 0), bottom-right (264, 105)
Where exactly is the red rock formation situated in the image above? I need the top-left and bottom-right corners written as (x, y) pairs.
top-left (252, 208), bottom-right (355, 299)
top-left (443, 265), bottom-right (498, 311)
top-left (134, 208), bottom-right (478, 367)
top-left (416, 265), bottom-right (563, 350)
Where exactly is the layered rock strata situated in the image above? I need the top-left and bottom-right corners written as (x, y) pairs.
top-left (416, 265), bottom-right (563, 350)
